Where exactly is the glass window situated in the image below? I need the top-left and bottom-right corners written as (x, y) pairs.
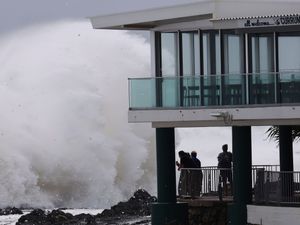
top-left (161, 32), bottom-right (179, 106)
top-left (250, 34), bottom-right (275, 104)
top-left (223, 34), bottom-right (244, 75)
top-left (161, 33), bottom-right (178, 76)
top-left (278, 36), bottom-right (300, 71)
top-left (203, 33), bottom-right (210, 75)
top-left (182, 32), bottom-right (201, 106)
top-left (215, 34), bottom-right (221, 75)
top-left (222, 33), bottom-right (245, 105)
top-left (251, 35), bottom-right (274, 73)
top-left (278, 35), bottom-right (300, 103)
top-left (202, 32), bottom-right (220, 75)
top-left (202, 32), bottom-right (221, 105)
top-left (182, 32), bottom-right (200, 76)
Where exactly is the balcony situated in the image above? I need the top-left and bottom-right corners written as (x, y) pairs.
top-left (128, 71), bottom-right (300, 109)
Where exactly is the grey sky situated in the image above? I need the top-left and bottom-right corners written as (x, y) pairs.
top-left (0, 0), bottom-right (199, 34)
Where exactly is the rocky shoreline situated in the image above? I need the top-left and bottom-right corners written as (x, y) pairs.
top-left (14, 189), bottom-right (156, 225)
top-left (0, 207), bottom-right (23, 216)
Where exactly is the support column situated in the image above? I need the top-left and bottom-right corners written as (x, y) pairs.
top-left (152, 128), bottom-right (188, 225)
top-left (279, 126), bottom-right (293, 172)
top-left (279, 125), bottom-right (293, 199)
top-left (230, 126), bottom-right (252, 225)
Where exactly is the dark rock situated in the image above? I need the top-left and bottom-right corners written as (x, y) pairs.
top-left (99, 189), bottom-right (157, 218)
top-left (74, 213), bottom-right (97, 224)
top-left (47, 209), bottom-right (74, 224)
top-left (16, 189), bottom-right (156, 225)
top-left (16, 209), bottom-right (48, 225)
top-left (0, 207), bottom-right (23, 215)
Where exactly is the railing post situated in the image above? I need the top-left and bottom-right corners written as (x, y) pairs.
top-left (254, 168), bottom-right (265, 203)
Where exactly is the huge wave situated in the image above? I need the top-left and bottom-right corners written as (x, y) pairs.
top-left (0, 20), bottom-right (156, 209)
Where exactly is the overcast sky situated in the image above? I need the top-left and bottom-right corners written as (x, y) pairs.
top-left (0, 0), bottom-right (199, 34)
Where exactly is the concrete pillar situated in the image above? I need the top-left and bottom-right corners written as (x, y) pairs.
top-left (152, 128), bottom-right (188, 225)
top-left (230, 126), bottom-right (252, 225)
top-left (279, 126), bottom-right (293, 172)
top-left (279, 125), bottom-right (294, 199)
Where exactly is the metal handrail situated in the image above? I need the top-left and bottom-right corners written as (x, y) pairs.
top-left (128, 70), bottom-right (300, 80)
top-left (254, 170), bottom-right (300, 205)
top-left (178, 165), bottom-right (300, 205)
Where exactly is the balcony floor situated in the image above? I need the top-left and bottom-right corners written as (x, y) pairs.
top-left (178, 195), bottom-right (233, 206)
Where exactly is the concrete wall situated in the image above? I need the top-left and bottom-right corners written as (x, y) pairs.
top-left (247, 205), bottom-right (300, 225)
top-left (188, 201), bottom-right (228, 225)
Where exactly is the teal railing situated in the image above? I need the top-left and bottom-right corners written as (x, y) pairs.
top-left (128, 72), bottom-right (300, 109)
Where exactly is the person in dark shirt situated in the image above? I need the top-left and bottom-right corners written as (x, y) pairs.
top-left (191, 151), bottom-right (201, 168)
top-left (176, 150), bottom-right (196, 197)
top-left (217, 144), bottom-right (233, 195)
top-left (176, 150), bottom-right (195, 169)
top-left (190, 151), bottom-right (203, 197)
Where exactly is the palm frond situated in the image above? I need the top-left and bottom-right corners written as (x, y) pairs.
top-left (266, 126), bottom-right (300, 143)
top-left (266, 126), bottom-right (279, 143)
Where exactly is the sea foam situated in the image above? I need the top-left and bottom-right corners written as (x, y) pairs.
top-left (0, 20), bottom-right (155, 208)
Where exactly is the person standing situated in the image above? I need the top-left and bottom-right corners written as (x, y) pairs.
top-left (190, 151), bottom-right (203, 198)
top-left (217, 144), bottom-right (233, 195)
top-left (176, 150), bottom-right (196, 197)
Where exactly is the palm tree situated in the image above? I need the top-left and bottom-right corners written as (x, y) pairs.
top-left (266, 126), bottom-right (300, 143)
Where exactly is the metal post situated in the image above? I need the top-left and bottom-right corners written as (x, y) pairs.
top-left (279, 125), bottom-right (293, 172)
top-left (230, 126), bottom-right (252, 225)
top-left (156, 128), bottom-right (176, 202)
top-left (152, 128), bottom-right (188, 225)
top-left (279, 125), bottom-right (294, 199)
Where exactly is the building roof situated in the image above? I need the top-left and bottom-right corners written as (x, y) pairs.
top-left (89, 1), bottom-right (214, 30)
top-left (89, 0), bottom-right (300, 30)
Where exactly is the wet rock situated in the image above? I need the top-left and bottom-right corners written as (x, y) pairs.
top-left (16, 209), bottom-right (48, 225)
top-left (0, 207), bottom-right (23, 215)
top-left (16, 189), bottom-right (155, 225)
top-left (99, 189), bottom-right (157, 218)
top-left (47, 209), bottom-right (74, 224)
top-left (74, 213), bottom-right (97, 224)
top-left (16, 209), bottom-right (97, 225)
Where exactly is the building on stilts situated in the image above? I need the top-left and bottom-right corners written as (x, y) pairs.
top-left (90, 1), bottom-right (300, 224)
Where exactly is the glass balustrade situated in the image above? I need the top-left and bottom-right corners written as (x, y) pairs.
top-left (128, 72), bottom-right (300, 109)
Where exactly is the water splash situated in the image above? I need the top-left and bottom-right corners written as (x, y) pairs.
top-left (0, 20), bottom-right (155, 208)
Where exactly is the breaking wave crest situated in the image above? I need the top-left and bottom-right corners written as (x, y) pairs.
top-left (0, 20), bottom-right (155, 209)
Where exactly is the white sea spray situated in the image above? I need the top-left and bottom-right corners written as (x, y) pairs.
top-left (0, 20), bottom-right (155, 209)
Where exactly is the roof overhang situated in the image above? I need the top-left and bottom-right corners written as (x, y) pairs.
top-left (89, 1), bottom-right (214, 30)
top-left (212, 14), bottom-right (300, 30)
top-left (89, 0), bottom-right (300, 31)
top-left (128, 105), bottom-right (300, 128)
